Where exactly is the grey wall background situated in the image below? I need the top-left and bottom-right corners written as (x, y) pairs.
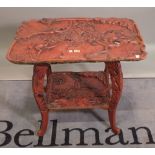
top-left (0, 7), bottom-right (155, 80)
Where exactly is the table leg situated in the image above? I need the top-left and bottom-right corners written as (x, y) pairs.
top-left (32, 63), bottom-right (51, 136)
top-left (105, 61), bottom-right (123, 134)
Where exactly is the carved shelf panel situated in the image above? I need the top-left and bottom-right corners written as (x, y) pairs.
top-left (46, 71), bottom-right (111, 110)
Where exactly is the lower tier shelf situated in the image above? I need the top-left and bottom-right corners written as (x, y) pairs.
top-left (46, 71), bottom-right (111, 110)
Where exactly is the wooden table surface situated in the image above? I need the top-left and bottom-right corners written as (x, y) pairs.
top-left (7, 18), bottom-right (147, 64)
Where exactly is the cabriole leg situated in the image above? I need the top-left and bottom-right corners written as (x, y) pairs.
top-left (32, 63), bottom-right (51, 136)
top-left (105, 61), bottom-right (123, 134)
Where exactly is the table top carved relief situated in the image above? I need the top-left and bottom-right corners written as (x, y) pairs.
top-left (7, 18), bottom-right (147, 64)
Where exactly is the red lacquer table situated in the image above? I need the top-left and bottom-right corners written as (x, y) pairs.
top-left (6, 18), bottom-right (147, 136)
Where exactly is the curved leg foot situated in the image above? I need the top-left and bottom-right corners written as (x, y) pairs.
top-left (108, 110), bottom-right (120, 134)
top-left (32, 64), bottom-right (51, 136)
top-left (37, 111), bottom-right (48, 136)
top-left (105, 62), bottom-right (123, 135)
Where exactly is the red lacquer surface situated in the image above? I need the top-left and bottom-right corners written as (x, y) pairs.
top-left (6, 18), bottom-right (147, 136)
top-left (7, 18), bottom-right (146, 64)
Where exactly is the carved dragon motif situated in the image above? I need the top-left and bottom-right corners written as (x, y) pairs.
top-left (7, 18), bottom-right (146, 64)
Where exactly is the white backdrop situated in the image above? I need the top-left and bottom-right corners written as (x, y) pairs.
top-left (0, 8), bottom-right (155, 80)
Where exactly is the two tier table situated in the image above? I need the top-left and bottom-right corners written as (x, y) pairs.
top-left (6, 18), bottom-right (147, 136)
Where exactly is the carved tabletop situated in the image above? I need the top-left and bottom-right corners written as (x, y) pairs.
top-left (7, 18), bottom-right (146, 64)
